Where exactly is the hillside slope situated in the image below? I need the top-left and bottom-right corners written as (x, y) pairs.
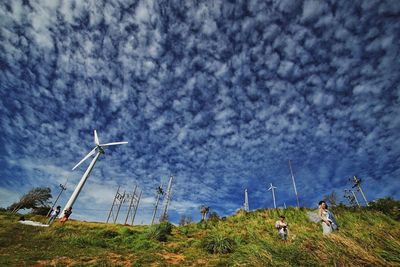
top-left (0, 208), bottom-right (399, 266)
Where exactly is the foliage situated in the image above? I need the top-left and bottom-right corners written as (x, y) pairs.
top-left (323, 191), bottom-right (338, 207)
top-left (1, 202), bottom-right (400, 266)
top-left (368, 197), bottom-right (400, 221)
top-left (208, 211), bottom-right (220, 222)
top-left (201, 232), bottom-right (235, 254)
top-left (8, 187), bottom-right (52, 213)
top-left (146, 222), bottom-right (173, 241)
top-left (31, 206), bottom-right (51, 216)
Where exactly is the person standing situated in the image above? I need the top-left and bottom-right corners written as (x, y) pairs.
top-left (275, 215), bottom-right (289, 241)
top-left (60, 207), bottom-right (72, 225)
top-left (47, 206), bottom-right (61, 225)
top-left (318, 201), bottom-right (338, 235)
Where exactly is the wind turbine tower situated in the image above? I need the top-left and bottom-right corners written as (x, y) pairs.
top-left (244, 189), bottom-right (249, 212)
top-left (151, 181), bottom-right (164, 225)
top-left (288, 160), bottom-right (300, 208)
top-left (267, 183), bottom-right (277, 209)
top-left (160, 176), bottom-right (173, 222)
top-left (62, 130), bottom-right (128, 216)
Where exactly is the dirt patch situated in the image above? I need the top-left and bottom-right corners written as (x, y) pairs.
top-left (106, 252), bottom-right (132, 266)
top-left (160, 252), bottom-right (185, 265)
top-left (34, 256), bottom-right (78, 266)
top-left (34, 253), bottom-right (132, 266)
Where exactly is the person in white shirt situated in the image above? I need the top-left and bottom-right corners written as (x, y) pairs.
top-left (47, 206), bottom-right (61, 225)
top-left (275, 215), bottom-right (288, 241)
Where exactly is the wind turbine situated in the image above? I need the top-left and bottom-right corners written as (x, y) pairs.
top-left (267, 183), bottom-right (277, 209)
top-left (61, 130), bottom-right (128, 216)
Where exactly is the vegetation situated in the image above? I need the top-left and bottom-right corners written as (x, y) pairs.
top-left (0, 203), bottom-right (400, 266)
top-left (8, 187), bottom-right (52, 215)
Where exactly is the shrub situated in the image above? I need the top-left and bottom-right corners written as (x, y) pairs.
top-left (201, 232), bottom-right (235, 254)
top-left (96, 229), bottom-right (119, 239)
top-left (146, 222), bottom-right (173, 241)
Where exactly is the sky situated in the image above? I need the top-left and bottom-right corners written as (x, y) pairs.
top-left (0, 0), bottom-right (399, 224)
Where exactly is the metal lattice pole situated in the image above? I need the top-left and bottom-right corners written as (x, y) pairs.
top-left (106, 186), bottom-right (120, 223)
top-left (124, 185), bottom-right (137, 225)
top-left (151, 182), bottom-right (164, 225)
top-left (131, 190), bottom-right (142, 225)
top-left (46, 183), bottom-right (67, 217)
top-left (160, 176), bottom-right (173, 222)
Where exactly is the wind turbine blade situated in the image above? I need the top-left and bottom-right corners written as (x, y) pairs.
top-left (72, 147), bottom-right (97, 170)
top-left (94, 130), bottom-right (100, 146)
top-left (99, 141), bottom-right (128, 147)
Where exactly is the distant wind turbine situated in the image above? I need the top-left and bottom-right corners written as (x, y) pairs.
top-left (61, 130), bottom-right (128, 216)
top-left (267, 183), bottom-right (277, 209)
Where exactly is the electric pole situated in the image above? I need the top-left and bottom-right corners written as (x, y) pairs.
top-left (160, 175), bottom-right (173, 222)
top-left (46, 183), bottom-right (67, 217)
top-left (131, 190), bottom-right (142, 225)
top-left (350, 176), bottom-right (369, 206)
top-left (124, 185), bottom-right (137, 225)
top-left (151, 182), bottom-right (164, 225)
top-left (288, 160), bottom-right (300, 208)
top-left (106, 186), bottom-right (125, 224)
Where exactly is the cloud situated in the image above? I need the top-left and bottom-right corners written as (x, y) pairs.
top-left (0, 0), bottom-right (399, 224)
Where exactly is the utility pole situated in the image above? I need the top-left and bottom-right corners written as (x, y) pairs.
top-left (351, 190), bottom-right (361, 207)
top-left (114, 190), bottom-right (126, 223)
top-left (124, 185), bottom-right (137, 225)
top-left (350, 176), bottom-right (369, 206)
top-left (151, 182), bottom-right (164, 225)
top-left (288, 160), bottom-right (300, 208)
top-left (106, 186), bottom-right (125, 224)
top-left (46, 183), bottom-right (67, 217)
top-left (131, 190), bottom-right (142, 225)
top-left (267, 183), bottom-right (277, 209)
top-left (345, 189), bottom-right (361, 208)
top-left (160, 175), bottom-right (173, 222)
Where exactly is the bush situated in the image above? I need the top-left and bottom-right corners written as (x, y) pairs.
top-left (201, 232), bottom-right (235, 254)
top-left (368, 197), bottom-right (400, 221)
top-left (95, 229), bottom-right (119, 239)
top-left (146, 222), bottom-right (173, 242)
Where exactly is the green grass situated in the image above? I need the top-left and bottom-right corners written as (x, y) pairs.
top-left (0, 207), bottom-right (399, 266)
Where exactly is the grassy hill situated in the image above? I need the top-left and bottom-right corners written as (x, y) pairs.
top-left (1, 207), bottom-right (399, 266)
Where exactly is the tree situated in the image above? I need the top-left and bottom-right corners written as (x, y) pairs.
top-left (208, 211), bottom-right (220, 222)
top-left (179, 215), bottom-right (187, 226)
top-left (8, 187), bottom-right (52, 213)
top-left (323, 191), bottom-right (337, 207)
top-left (368, 197), bottom-right (400, 221)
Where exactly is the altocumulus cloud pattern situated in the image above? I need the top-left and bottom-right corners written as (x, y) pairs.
top-left (0, 0), bottom-right (399, 223)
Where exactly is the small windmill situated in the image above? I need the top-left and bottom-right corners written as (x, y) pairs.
top-left (244, 189), bottom-right (249, 212)
top-left (62, 130), bottom-right (128, 216)
top-left (267, 183), bottom-right (277, 209)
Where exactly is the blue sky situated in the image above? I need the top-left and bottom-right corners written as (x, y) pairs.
top-left (0, 0), bottom-right (399, 224)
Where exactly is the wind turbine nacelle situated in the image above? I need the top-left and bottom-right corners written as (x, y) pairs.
top-left (97, 146), bottom-right (105, 154)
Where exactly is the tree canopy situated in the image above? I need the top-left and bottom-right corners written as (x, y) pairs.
top-left (8, 187), bottom-right (52, 213)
